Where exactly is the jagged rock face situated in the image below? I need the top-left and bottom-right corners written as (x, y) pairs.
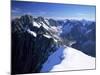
top-left (48, 19), bottom-right (59, 26)
top-left (60, 20), bottom-right (96, 57)
top-left (11, 15), bottom-right (57, 74)
top-left (11, 15), bottom-right (33, 33)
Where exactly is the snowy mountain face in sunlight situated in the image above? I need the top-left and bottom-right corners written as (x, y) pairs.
top-left (41, 46), bottom-right (95, 72)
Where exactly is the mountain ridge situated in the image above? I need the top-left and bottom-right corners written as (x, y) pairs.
top-left (11, 14), bottom-right (96, 74)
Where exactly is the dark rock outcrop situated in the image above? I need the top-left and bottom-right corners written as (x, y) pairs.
top-left (11, 15), bottom-right (57, 74)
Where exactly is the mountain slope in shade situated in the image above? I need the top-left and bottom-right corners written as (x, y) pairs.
top-left (41, 46), bottom-right (95, 72)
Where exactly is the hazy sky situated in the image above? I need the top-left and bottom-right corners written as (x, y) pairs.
top-left (11, 1), bottom-right (96, 21)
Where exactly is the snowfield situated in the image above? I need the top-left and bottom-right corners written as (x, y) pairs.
top-left (27, 29), bottom-right (37, 37)
top-left (43, 34), bottom-right (52, 38)
top-left (33, 21), bottom-right (41, 28)
top-left (41, 46), bottom-right (95, 72)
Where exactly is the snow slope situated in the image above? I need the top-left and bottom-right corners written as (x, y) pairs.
top-left (33, 21), bottom-right (41, 28)
top-left (41, 46), bottom-right (95, 72)
top-left (27, 29), bottom-right (37, 37)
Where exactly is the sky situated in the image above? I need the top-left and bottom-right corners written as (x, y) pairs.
top-left (11, 1), bottom-right (96, 21)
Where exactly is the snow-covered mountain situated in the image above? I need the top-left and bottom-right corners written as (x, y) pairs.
top-left (11, 14), bottom-right (96, 74)
top-left (60, 19), bottom-right (96, 57)
top-left (41, 46), bottom-right (95, 72)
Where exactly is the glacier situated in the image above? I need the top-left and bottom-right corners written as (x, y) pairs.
top-left (41, 46), bottom-right (95, 72)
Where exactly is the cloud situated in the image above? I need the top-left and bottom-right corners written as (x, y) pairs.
top-left (11, 8), bottom-right (22, 14)
top-left (77, 13), bottom-right (87, 16)
top-left (35, 10), bottom-right (47, 16)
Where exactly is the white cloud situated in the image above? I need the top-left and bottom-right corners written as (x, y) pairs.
top-left (11, 8), bottom-right (22, 14)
